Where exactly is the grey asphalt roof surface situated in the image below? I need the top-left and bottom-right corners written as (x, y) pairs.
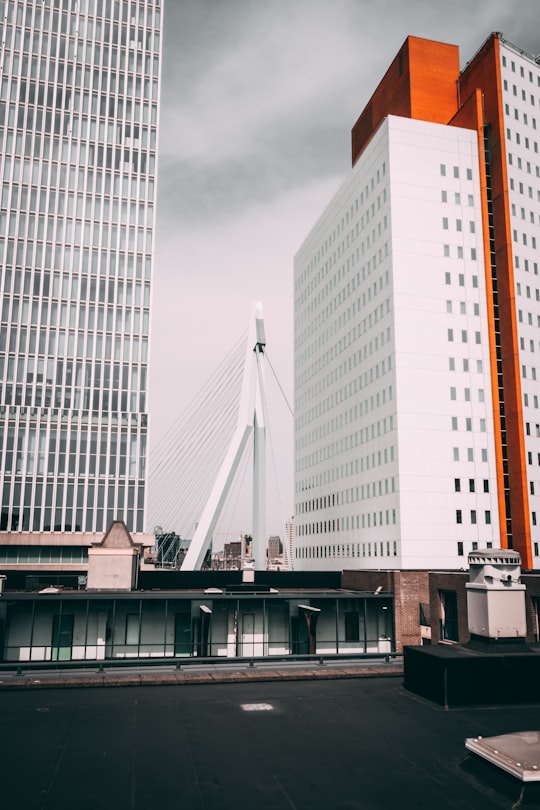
top-left (2, 671), bottom-right (540, 809)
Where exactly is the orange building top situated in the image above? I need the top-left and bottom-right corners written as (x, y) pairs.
top-left (351, 36), bottom-right (460, 165)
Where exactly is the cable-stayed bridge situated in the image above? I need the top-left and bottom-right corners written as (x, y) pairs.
top-left (147, 303), bottom-right (292, 571)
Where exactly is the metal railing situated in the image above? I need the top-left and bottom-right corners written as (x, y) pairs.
top-left (0, 650), bottom-right (403, 677)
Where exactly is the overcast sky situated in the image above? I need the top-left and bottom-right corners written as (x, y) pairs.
top-left (148, 0), bottom-right (540, 539)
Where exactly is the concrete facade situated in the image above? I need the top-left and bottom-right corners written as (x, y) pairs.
top-left (86, 521), bottom-right (140, 591)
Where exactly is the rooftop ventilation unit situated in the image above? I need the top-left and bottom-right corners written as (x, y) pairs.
top-left (466, 549), bottom-right (526, 640)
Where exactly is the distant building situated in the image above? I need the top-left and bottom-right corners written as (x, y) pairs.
top-left (294, 33), bottom-right (540, 570)
top-left (223, 541), bottom-right (242, 569)
top-left (285, 517), bottom-right (294, 569)
top-left (268, 535), bottom-right (281, 559)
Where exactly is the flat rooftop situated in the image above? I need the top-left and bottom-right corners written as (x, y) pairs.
top-left (1, 675), bottom-right (539, 809)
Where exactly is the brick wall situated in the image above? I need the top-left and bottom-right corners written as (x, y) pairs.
top-left (341, 569), bottom-right (429, 651)
top-left (428, 571), bottom-right (469, 644)
top-left (429, 570), bottom-right (540, 644)
top-left (393, 571), bottom-right (430, 651)
top-left (341, 568), bottom-right (540, 650)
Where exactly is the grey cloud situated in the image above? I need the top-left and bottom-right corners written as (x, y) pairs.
top-left (157, 0), bottom-right (540, 231)
top-left (157, 119), bottom-right (349, 228)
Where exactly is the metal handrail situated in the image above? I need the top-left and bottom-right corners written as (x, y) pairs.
top-left (0, 650), bottom-right (403, 677)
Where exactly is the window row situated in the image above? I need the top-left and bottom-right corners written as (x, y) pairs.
top-left (1, 146), bottom-right (155, 198)
top-left (6, 69), bottom-right (159, 109)
top-left (516, 282), bottom-right (540, 300)
top-left (441, 190), bottom-right (475, 205)
top-left (507, 129), bottom-right (540, 153)
top-left (0, 405), bottom-right (146, 426)
top-left (508, 152), bottom-right (540, 178)
top-left (446, 300), bottom-right (480, 316)
top-left (297, 476), bottom-right (396, 514)
top-left (447, 329), bottom-right (482, 345)
top-left (512, 228), bottom-right (538, 249)
top-left (451, 416), bottom-right (487, 432)
top-left (443, 244), bottom-right (478, 260)
top-left (2, 24), bottom-right (160, 62)
top-left (449, 358), bottom-right (484, 374)
top-left (0, 325), bottom-right (148, 362)
top-left (444, 271), bottom-right (479, 288)
top-left (519, 337), bottom-right (540, 353)
top-left (1, 97), bottom-right (158, 135)
top-left (454, 478), bottom-right (490, 493)
top-left (1, 268), bottom-right (150, 306)
top-left (296, 540), bottom-right (398, 559)
top-left (0, 424), bottom-right (146, 478)
top-left (442, 217), bottom-right (477, 232)
top-left (1, 220), bottom-right (152, 257)
top-left (515, 255), bottom-right (540, 274)
top-left (440, 165), bottom-right (474, 180)
top-left (509, 176), bottom-right (540, 195)
top-left (525, 423), bottom-right (540, 437)
top-left (1, 241), bottom-right (152, 279)
top-left (0, 545), bottom-right (88, 564)
top-left (3, 43), bottom-right (159, 85)
top-left (522, 365), bottom-right (540, 381)
top-left (0, 329), bottom-right (148, 366)
top-left (0, 0), bottom-right (160, 30)
top-left (0, 381), bottom-right (146, 415)
top-left (0, 483), bottom-right (144, 533)
top-left (513, 199), bottom-right (540, 224)
top-left (517, 310), bottom-right (540, 328)
top-left (504, 83), bottom-right (540, 109)
top-left (31, 8), bottom-right (160, 42)
top-left (0, 355), bottom-right (146, 396)
top-left (524, 393), bottom-right (540, 409)
top-left (457, 540), bottom-right (494, 556)
top-left (504, 102), bottom-right (539, 130)
top-left (0, 185), bottom-right (155, 226)
top-left (1, 297), bottom-right (150, 333)
top-left (297, 507), bottom-right (398, 536)
top-left (453, 447), bottom-right (489, 462)
top-left (456, 509), bottom-right (491, 524)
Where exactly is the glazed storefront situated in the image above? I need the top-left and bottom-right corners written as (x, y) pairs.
top-left (0, 589), bottom-right (394, 662)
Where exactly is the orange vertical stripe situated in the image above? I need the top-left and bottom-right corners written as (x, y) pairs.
top-left (458, 34), bottom-right (532, 567)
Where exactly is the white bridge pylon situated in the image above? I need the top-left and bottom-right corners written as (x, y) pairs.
top-left (181, 302), bottom-right (268, 571)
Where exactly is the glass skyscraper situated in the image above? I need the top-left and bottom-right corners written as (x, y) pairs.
top-left (0, 0), bottom-right (161, 534)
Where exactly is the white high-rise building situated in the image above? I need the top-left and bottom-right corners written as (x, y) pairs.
top-left (294, 33), bottom-right (540, 571)
top-left (0, 0), bottom-right (161, 535)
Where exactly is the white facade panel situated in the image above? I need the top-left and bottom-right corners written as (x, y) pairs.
top-left (294, 115), bottom-right (500, 571)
